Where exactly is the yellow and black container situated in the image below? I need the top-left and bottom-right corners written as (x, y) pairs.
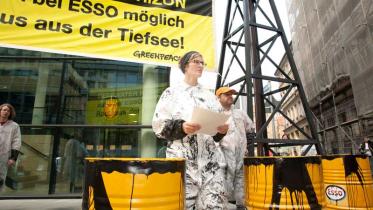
top-left (244, 156), bottom-right (324, 209)
top-left (82, 158), bottom-right (185, 210)
top-left (322, 155), bottom-right (373, 209)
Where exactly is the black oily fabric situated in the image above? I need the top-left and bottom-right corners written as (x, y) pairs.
top-left (160, 119), bottom-right (187, 140)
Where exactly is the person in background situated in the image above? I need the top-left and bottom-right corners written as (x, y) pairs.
top-left (0, 103), bottom-right (21, 190)
top-left (63, 130), bottom-right (87, 193)
top-left (152, 51), bottom-right (229, 209)
top-left (360, 136), bottom-right (373, 171)
top-left (216, 86), bottom-right (255, 210)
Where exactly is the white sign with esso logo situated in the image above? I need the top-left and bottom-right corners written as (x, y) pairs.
top-left (325, 185), bottom-right (346, 201)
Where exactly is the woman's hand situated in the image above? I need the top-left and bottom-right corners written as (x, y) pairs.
top-left (217, 124), bottom-right (229, 134)
top-left (182, 122), bottom-right (201, 134)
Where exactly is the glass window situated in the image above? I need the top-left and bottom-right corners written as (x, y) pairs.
top-left (0, 48), bottom-right (170, 125)
top-left (0, 47), bottom-right (170, 196)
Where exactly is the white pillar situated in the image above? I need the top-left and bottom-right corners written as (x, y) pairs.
top-left (140, 64), bottom-right (158, 157)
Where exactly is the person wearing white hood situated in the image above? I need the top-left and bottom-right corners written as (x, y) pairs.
top-left (0, 103), bottom-right (21, 190)
top-left (152, 51), bottom-right (230, 209)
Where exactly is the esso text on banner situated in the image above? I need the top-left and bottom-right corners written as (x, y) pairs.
top-left (69, 0), bottom-right (119, 18)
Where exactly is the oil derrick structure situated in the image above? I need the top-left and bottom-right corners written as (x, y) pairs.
top-left (216, 0), bottom-right (324, 156)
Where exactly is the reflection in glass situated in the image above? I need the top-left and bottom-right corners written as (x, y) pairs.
top-left (0, 47), bottom-right (170, 196)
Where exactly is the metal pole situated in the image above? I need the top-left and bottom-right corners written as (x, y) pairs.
top-left (216, 0), bottom-right (233, 90)
top-left (248, 0), bottom-right (267, 156)
top-left (48, 61), bottom-right (67, 194)
top-left (243, 0), bottom-right (255, 155)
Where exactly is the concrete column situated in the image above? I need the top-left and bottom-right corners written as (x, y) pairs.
top-left (32, 65), bottom-right (49, 124)
top-left (140, 64), bottom-right (158, 157)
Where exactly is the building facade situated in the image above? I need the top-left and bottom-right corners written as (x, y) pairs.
top-left (286, 0), bottom-right (373, 154)
top-left (0, 47), bottom-right (170, 196)
top-left (275, 50), bottom-right (309, 156)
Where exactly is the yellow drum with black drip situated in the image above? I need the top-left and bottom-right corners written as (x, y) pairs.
top-left (244, 156), bottom-right (324, 209)
top-left (322, 155), bottom-right (373, 209)
top-left (82, 158), bottom-right (185, 210)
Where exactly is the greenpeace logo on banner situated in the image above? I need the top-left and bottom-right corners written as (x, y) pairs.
top-left (0, 0), bottom-right (215, 69)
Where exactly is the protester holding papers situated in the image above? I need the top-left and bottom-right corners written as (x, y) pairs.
top-left (152, 51), bottom-right (229, 209)
top-left (216, 87), bottom-right (255, 209)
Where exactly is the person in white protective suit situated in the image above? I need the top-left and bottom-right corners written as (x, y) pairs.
top-left (152, 51), bottom-right (230, 209)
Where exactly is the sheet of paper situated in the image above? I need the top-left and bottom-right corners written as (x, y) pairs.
top-left (190, 107), bottom-right (230, 135)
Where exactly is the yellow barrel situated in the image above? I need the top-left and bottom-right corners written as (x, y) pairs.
top-left (244, 156), bottom-right (324, 209)
top-left (82, 158), bottom-right (185, 210)
top-left (322, 155), bottom-right (373, 209)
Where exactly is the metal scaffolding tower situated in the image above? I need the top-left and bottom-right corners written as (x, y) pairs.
top-left (216, 0), bottom-right (324, 156)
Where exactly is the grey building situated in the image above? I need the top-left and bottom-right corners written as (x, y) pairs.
top-left (286, 0), bottom-right (373, 154)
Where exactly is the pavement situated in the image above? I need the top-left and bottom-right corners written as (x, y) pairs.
top-left (0, 199), bottom-right (239, 210)
top-left (0, 199), bottom-right (81, 210)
